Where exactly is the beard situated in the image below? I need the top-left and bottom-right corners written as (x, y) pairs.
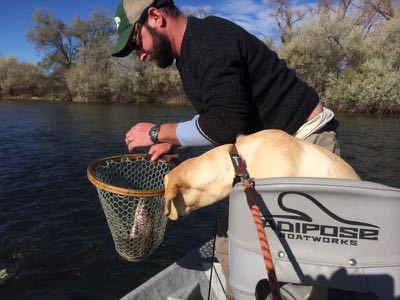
top-left (145, 24), bottom-right (174, 69)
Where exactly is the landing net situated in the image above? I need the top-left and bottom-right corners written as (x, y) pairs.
top-left (87, 154), bottom-right (176, 262)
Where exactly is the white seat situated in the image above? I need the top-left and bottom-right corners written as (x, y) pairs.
top-left (228, 178), bottom-right (400, 300)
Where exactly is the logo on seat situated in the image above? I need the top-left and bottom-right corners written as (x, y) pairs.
top-left (261, 191), bottom-right (380, 246)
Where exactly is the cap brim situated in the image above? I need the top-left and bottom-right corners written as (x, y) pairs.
top-left (112, 24), bottom-right (134, 57)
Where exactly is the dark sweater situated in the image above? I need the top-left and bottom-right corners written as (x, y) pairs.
top-left (176, 16), bottom-right (319, 145)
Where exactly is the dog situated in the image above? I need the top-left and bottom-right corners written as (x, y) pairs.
top-left (164, 129), bottom-right (360, 220)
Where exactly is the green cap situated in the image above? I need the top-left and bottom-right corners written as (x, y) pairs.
top-left (111, 0), bottom-right (154, 57)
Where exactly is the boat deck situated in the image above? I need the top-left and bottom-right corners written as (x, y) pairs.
top-left (121, 239), bottom-right (226, 300)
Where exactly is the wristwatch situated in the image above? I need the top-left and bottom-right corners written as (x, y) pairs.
top-left (148, 124), bottom-right (161, 144)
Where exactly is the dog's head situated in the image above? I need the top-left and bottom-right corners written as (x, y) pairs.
top-left (163, 160), bottom-right (232, 220)
top-left (163, 171), bottom-right (199, 220)
top-left (163, 145), bottom-right (236, 220)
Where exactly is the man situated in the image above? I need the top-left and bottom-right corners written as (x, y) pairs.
top-left (112, 0), bottom-right (340, 162)
top-left (112, 0), bottom-right (340, 298)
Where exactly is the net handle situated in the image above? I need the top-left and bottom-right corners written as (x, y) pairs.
top-left (87, 153), bottom-right (178, 197)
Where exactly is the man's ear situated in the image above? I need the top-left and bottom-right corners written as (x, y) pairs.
top-left (147, 7), bottom-right (165, 28)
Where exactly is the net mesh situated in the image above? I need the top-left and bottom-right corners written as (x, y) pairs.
top-left (88, 155), bottom-right (175, 262)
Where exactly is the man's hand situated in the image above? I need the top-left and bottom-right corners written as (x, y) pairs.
top-left (148, 143), bottom-right (177, 162)
top-left (125, 122), bottom-right (180, 153)
top-left (125, 123), bottom-right (155, 152)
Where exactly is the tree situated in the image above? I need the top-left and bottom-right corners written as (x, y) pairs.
top-left (0, 56), bottom-right (47, 97)
top-left (71, 9), bottom-right (115, 63)
top-left (278, 12), bottom-right (366, 94)
top-left (324, 10), bottom-right (400, 113)
top-left (316, 0), bottom-right (356, 18)
top-left (27, 9), bottom-right (77, 75)
top-left (27, 8), bottom-right (118, 101)
top-left (361, 0), bottom-right (397, 21)
top-left (65, 10), bottom-right (116, 101)
top-left (269, 0), bottom-right (311, 43)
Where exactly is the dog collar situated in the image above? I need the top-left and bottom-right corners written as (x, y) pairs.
top-left (228, 145), bottom-right (254, 188)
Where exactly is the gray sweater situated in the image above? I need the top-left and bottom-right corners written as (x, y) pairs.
top-left (176, 16), bottom-right (319, 145)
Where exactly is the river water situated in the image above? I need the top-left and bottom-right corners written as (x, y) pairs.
top-left (0, 100), bottom-right (399, 299)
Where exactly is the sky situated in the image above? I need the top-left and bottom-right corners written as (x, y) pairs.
top-left (0, 0), bottom-right (305, 64)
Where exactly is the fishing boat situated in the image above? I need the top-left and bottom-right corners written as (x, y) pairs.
top-left (121, 177), bottom-right (400, 300)
top-left (121, 239), bottom-right (225, 299)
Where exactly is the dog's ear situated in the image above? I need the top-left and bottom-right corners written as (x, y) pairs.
top-left (164, 173), bottom-right (179, 220)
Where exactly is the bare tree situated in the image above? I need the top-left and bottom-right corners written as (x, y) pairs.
top-left (363, 0), bottom-right (397, 20)
top-left (354, 0), bottom-right (397, 33)
top-left (269, 0), bottom-right (311, 43)
top-left (316, 0), bottom-right (397, 32)
top-left (317, 0), bottom-right (355, 18)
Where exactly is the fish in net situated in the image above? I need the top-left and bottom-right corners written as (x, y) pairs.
top-left (87, 154), bottom-right (177, 262)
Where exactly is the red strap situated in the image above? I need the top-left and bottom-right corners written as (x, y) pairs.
top-left (228, 145), bottom-right (282, 300)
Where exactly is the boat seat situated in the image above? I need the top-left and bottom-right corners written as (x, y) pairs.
top-left (228, 178), bottom-right (400, 300)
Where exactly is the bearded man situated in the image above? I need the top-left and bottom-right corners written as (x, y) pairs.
top-left (111, 1), bottom-right (340, 298)
top-left (112, 0), bottom-right (340, 161)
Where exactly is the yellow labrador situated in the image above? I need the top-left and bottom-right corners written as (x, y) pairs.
top-left (164, 129), bottom-right (360, 220)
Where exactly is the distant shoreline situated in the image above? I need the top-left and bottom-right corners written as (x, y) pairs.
top-left (0, 96), bottom-right (192, 106)
top-left (1, 96), bottom-right (398, 114)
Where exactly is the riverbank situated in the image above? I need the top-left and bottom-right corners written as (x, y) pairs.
top-left (1, 94), bottom-right (191, 105)
top-left (2, 96), bottom-right (399, 114)
top-left (1, 96), bottom-right (59, 101)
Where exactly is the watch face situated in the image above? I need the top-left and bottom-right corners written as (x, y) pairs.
top-left (150, 127), bottom-right (156, 137)
top-left (149, 125), bottom-right (160, 144)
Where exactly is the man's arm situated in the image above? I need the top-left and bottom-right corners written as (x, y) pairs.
top-left (125, 115), bottom-right (214, 161)
top-left (191, 37), bottom-right (251, 144)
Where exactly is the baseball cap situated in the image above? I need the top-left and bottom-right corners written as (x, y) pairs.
top-left (111, 0), bottom-right (174, 57)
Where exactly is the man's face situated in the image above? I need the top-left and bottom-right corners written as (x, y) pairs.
top-left (140, 23), bottom-right (174, 69)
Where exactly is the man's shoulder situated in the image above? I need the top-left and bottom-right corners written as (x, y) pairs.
top-left (179, 15), bottom-right (265, 70)
top-left (190, 15), bottom-right (243, 33)
top-left (187, 15), bottom-right (252, 52)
